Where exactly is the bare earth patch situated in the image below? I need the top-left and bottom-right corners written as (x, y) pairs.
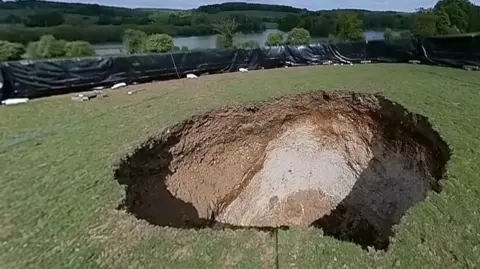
top-left (114, 91), bottom-right (450, 250)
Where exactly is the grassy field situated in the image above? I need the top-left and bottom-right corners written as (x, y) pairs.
top-left (1, 64), bottom-right (480, 269)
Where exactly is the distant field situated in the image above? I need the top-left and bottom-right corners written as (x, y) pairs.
top-left (264, 22), bottom-right (278, 29)
top-left (1, 64), bottom-right (479, 268)
top-left (0, 9), bottom-right (24, 19)
top-left (135, 8), bottom-right (182, 12)
top-left (215, 10), bottom-right (296, 18)
top-left (0, 9), bottom-right (99, 23)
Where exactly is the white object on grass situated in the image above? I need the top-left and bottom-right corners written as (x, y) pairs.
top-left (2, 98), bottom-right (29, 106)
top-left (186, 74), bottom-right (198, 79)
top-left (127, 88), bottom-right (145, 95)
top-left (239, 68), bottom-right (248, 73)
top-left (111, 82), bottom-right (127, 89)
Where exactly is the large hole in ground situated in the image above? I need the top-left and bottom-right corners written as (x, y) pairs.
top-left (114, 91), bottom-right (450, 250)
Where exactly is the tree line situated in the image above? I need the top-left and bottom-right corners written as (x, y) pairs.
top-left (0, 29), bottom-right (193, 61)
top-left (0, 13), bottom-right (265, 44)
top-left (0, 1), bottom-right (266, 44)
top-left (277, 0), bottom-right (480, 38)
top-left (0, 0), bottom-right (479, 61)
top-left (0, 0), bottom-right (478, 45)
top-left (0, 22), bottom-right (312, 61)
top-left (197, 3), bottom-right (311, 14)
top-left (0, 36), bottom-right (96, 61)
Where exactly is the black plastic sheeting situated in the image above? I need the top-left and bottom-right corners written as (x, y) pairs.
top-left (0, 34), bottom-right (479, 100)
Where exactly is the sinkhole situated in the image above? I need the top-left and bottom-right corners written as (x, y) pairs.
top-left (114, 91), bottom-right (450, 250)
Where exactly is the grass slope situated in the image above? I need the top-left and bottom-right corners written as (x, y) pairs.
top-left (1, 64), bottom-right (479, 269)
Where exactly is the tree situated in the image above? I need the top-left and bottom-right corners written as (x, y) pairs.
top-left (4, 14), bottom-right (23, 24)
top-left (443, 2), bottom-right (469, 32)
top-left (216, 35), bottom-right (228, 49)
top-left (0, 41), bottom-right (25, 61)
top-left (265, 32), bottom-right (285, 46)
top-left (336, 12), bottom-right (365, 41)
top-left (413, 9), bottom-right (438, 37)
top-left (27, 35), bottom-right (66, 59)
top-left (237, 40), bottom-right (260, 49)
top-left (26, 42), bottom-right (39, 59)
top-left (148, 11), bottom-right (170, 24)
top-left (64, 41), bottom-right (95, 57)
top-left (327, 33), bottom-right (338, 43)
top-left (301, 14), bottom-right (336, 37)
top-left (198, 3), bottom-right (307, 14)
top-left (467, 5), bottom-right (480, 32)
top-left (399, 30), bottom-right (413, 39)
top-left (435, 7), bottom-right (452, 35)
top-left (435, 0), bottom-right (473, 14)
top-left (285, 28), bottom-right (311, 45)
top-left (383, 28), bottom-right (394, 40)
top-left (23, 11), bottom-right (65, 27)
top-left (213, 17), bottom-right (237, 49)
top-left (435, 0), bottom-right (473, 32)
top-left (144, 34), bottom-right (174, 53)
top-left (230, 14), bottom-right (265, 34)
top-left (123, 29), bottom-right (147, 54)
top-left (191, 13), bottom-right (209, 25)
top-left (446, 25), bottom-right (461, 34)
top-left (278, 14), bottom-right (301, 32)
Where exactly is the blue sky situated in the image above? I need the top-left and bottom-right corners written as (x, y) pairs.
top-left (53, 0), bottom-right (480, 12)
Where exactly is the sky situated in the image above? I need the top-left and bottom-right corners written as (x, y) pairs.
top-left (49, 0), bottom-right (480, 12)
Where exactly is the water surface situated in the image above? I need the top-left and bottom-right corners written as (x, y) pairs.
top-left (94, 30), bottom-right (388, 56)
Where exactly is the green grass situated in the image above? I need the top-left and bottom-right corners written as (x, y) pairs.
top-left (1, 64), bottom-right (480, 269)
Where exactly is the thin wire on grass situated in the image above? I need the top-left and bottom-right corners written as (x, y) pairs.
top-left (170, 52), bottom-right (187, 89)
top-left (170, 53), bottom-right (181, 80)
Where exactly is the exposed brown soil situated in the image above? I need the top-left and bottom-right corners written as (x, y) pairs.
top-left (114, 91), bottom-right (450, 250)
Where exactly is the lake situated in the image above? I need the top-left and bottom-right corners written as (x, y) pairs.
top-left (93, 29), bottom-right (387, 56)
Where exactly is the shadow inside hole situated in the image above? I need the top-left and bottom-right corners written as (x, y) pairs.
top-left (312, 156), bottom-right (398, 250)
top-left (114, 135), bottom-right (285, 233)
top-left (115, 138), bottom-right (445, 251)
top-left (114, 135), bottom-right (448, 251)
top-left (309, 97), bottom-right (450, 251)
top-left (115, 135), bottom-right (209, 229)
top-left (311, 141), bottom-right (447, 250)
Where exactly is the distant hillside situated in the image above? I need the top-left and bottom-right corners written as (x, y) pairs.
top-left (213, 10), bottom-right (298, 19)
top-left (197, 2), bottom-right (310, 14)
top-left (198, 3), bottom-right (409, 15)
top-left (0, 0), bottom-right (478, 44)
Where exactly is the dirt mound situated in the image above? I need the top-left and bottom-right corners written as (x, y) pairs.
top-left (114, 91), bottom-right (450, 250)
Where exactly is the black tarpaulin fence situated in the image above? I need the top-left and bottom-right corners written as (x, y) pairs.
top-left (0, 34), bottom-right (479, 100)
